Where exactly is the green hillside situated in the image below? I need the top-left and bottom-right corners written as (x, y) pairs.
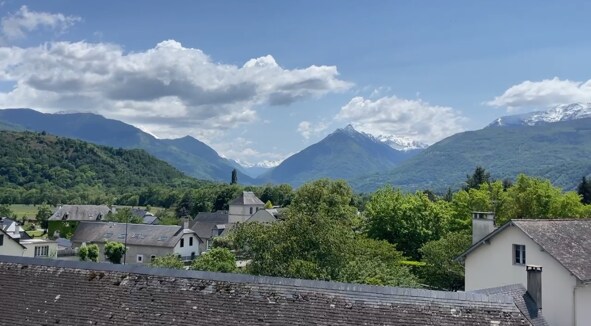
top-left (353, 118), bottom-right (591, 192)
top-left (0, 131), bottom-right (200, 203)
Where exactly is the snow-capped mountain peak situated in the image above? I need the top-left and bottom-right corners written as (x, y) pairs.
top-left (234, 159), bottom-right (282, 169)
top-left (489, 103), bottom-right (591, 127)
top-left (375, 135), bottom-right (429, 151)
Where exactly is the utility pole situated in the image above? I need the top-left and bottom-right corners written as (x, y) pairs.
top-left (123, 215), bottom-right (128, 264)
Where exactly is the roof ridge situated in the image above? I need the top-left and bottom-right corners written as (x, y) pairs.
top-left (0, 255), bottom-right (514, 304)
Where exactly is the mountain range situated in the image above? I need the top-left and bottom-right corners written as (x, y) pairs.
top-left (1, 103), bottom-right (591, 192)
top-left (257, 125), bottom-right (420, 186)
top-left (0, 109), bottom-right (252, 184)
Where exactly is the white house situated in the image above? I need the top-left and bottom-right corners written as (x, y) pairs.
top-left (0, 228), bottom-right (26, 256)
top-left (458, 216), bottom-right (591, 326)
top-left (71, 221), bottom-right (202, 264)
top-left (228, 191), bottom-right (265, 223)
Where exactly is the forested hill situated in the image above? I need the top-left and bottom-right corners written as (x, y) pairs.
top-left (0, 131), bottom-right (198, 200)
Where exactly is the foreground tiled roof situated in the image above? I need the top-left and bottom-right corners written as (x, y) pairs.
top-left (473, 284), bottom-right (548, 326)
top-left (0, 256), bottom-right (533, 325)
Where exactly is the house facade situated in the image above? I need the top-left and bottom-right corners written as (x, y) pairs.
top-left (0, 228), bottom-right (26, 256)
top-left (71, 221), bottom-right (202, 264)
top-left (48, 205), bottom-right (115, 238)
top-left (228, 191), bottom-right (265, 223)
top-left (459, 218), bottom-right (591, 326)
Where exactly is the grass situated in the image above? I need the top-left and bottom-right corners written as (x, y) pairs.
top-left (26, 230), bottom-right (46, 238)
top-left (9, 204), bottom-right (52, 220)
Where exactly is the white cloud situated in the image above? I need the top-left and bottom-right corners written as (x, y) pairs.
top-left (336, 96), bottom-right (467, 144)
top-left (1, 6), bottom-right (80, 42)
top-left (0, 39), bottom-right (351, 141)
top-left (214, 137), bottom-right (289, 164)
top-left (487, 77), bottom-right (591, 111)
top-left (297, 120), bottom-right (328, 139)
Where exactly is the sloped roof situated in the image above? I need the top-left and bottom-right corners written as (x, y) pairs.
top-left (246, 209), bottom-right (278, 223)
top-left (71, 222), bottom-right (199, 248)
top-left (48, 205), bottom-right (113, 221)
top-left (228, 191), bottom-right (264, 206)
top-left (473, 284), bottom-right (548, 326)
top-left (0, 255), bottom-right (533, 325)
top-left (459, 219), bottom-right (591, 282)
top-left (0, 228), bottom-right (26, 249)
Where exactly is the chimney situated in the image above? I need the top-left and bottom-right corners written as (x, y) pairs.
top-left (472, 211), bottom-right (495, 244)
top-left (182, 219), bottom-right (189, 230)
top-left (527, 265), bottom-right (542, 311)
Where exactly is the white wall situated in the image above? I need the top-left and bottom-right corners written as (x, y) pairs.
top-left (229, 204), bottom-right (262, 223)
top-left (575, 284), bottom-right (591, 325)
top-left (0, 234), bottom-right (25, 256)
top-left (173, 232), bottom-right (199, 259)
top-left (21, 240), bottom-right (58, 258)
top-left (465, 225), bottom-right (576, 326)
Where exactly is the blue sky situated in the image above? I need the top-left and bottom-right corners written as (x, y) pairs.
top-left (1, 1), bottom-right (590, 165)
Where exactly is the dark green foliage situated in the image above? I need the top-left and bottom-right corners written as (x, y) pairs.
top-left (191, 247), bottom-right (236, 273)
top-left (577, 176), bottom-right (591, 204)
top-left (0, 131), bottom-right (206, 205)
top-left (79, 243), bottom-right (99, 262)
top-left (104, 241), bottom-right (126, 264)
top-left (0, 109), bottom-right (254, 183)
top-left (150, 254), bottom-right (185, 269)
top-left (35, 204), bottom-right (52, 228)
top-left (419, 232), bottom-right (471, 290)
top-left (48, 220), bottom-right (78, 239)
top-left (353, 118), bottom-right (591, 193)
top-left (0, 204), bottom-right (14, 218)
top-left (464, 166), bottom-right (491, 190)
top-left (105, 207), bottom-right (143, 224)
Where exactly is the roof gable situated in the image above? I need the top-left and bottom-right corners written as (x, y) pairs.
top-left (459, 219), bottom-right (591, 282)
top-left (0, 256), bottom-right (533, 325)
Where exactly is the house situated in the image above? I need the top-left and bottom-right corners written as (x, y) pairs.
top-left (458, 215), bottom-right (591, 326)
top-left (191, 192), bottom-right (273, 252)
top-left (0, 228), bottom-right (27, 256)
top-left (0, 228), bottom-right (58, 259)
top-left (71, 221), bottom-right (202, 264)
top-left (0, 217), bottom-right (31, 241)
top-left (0, 255), bottom-right (545, 325)
top-left (48, 205), bottom-right (115, 238)
top-left (228, 191), bottom-right (265, 223)
top-left (129, 207), bottom-right (159, 225)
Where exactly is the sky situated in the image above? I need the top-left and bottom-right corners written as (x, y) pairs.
top-left (0, 1), bottom-right (590, 166)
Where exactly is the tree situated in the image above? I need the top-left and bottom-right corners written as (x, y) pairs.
top-left (577, 176), bottom-right (591, 204)
top-left (231, 169), bottom-right (238, 185)
top-left (288, 179), bottom-right (357, 224)
top-left (419, 232), bottom-right (471, 290)
top-left (36, 204), bottom-right (53, 229)
top-left (264, 200), bottom-right (273, 209)
top-left (104, 241), bottom-right (126, 264)
top-left (464, 166), bottom-right (491, 190)
top-left (151, 254), bottom-right (185, 269)
top-left (364, 187), bottom-right (451, 259)
top-left (78, 243), bottom-right (99, 262)
top-left (106, 207), bottom-right (143, 224)
top-left (0, 204), bottom-right (14, 218)
top-left (191, 247), bottom-right (236, 273)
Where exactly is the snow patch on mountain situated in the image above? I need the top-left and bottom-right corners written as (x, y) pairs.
top-left (234, 159), bottom-right (282, 169)
top-left (337, 124), bottom-right (428, 151)
top-left (489, 103), bottom-right (591, 127)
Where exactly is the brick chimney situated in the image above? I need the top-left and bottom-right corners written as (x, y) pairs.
top-left (471, 212), bottom-right (495, 244)
top-left (526, 265), bottom-right (543, 311)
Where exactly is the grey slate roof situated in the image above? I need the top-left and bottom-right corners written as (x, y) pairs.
top-left (71, 221), bottom-right (200, 248)
top-left (48, 205), bottom-right (113, 221)
top-left (190, 211), bottom-right (229, 240)
top-left (459, 219), bottom-right (591, 282)
top-left (0, 255), bottom-right (533, 326)
top-left (473, 284), bottom-right (548, 326)
top-left (229, 191), bottom-right (265, 206)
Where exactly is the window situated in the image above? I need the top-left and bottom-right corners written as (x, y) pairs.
top-left (34, 245), bottom-right (49, 257)
top-left (0, 234), bottom-right (3, 246)
top-left (180, 238), bottom-right (184, 248)
top-left (250, 207), bottom-right (254, 214)
top-left (189, 236), bottom-right (193, 246)
top-left (206, 240), bottom-right (211, 250)
top-left (151, 255), bottom-right (156, 262)
top-left (137, 255), bottom-right (143, 263)
top-left (513, 244), bottom-right (526, 265)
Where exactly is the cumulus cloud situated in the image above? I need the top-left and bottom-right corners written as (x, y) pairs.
top-left (1, 6), bottom-right (80, 42)
top-left (487, 77), bottom-right (591, 111)
top-left (0, 40), bottom-right (351, 140)
top-left (336, 96), bottom-right (467, 144)
top-left (297, 120), bottom-right (328, 139)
